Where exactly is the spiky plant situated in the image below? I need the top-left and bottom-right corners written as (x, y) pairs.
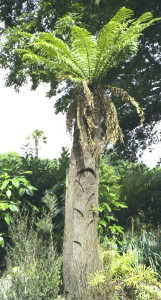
top-left (10, 7), bottom-right (160, 298)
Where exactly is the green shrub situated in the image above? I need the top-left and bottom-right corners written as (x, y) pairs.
top-left (0, 211), bottom-right (62, 300)
top-left (120, 229), bottom-right (161, 276)
top-left (89, 249), bottom-right (161, 300)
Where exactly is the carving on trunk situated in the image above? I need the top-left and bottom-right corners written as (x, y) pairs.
top-left (74, 208), bottom-right (84, 217)
top-left (87, 220), bottom-right (94, 228)
top-left (75, 179), bottom-right (84, 193)
top-left (86, 193), bottom-right (95, 204)
top-left (74, 240), bottom-right (82, 246)
top-left (77, 167), bottom-right (96, 177)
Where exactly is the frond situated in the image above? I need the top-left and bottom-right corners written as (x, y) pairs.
top-left (14, 49), bottom-right (48, 66)
top-left (71, 26), bottom-right (97, 81)
top-left (107, 85), bottom-right (145, 124)
top-left (102, 96), bottom-right (124, 144)
top-left (110, 7), bottom-right (134, 23)
top-left (93, 8), bottom-right (161, 82)
top-left (66, 99), bottom-right (77, 135)
top-left (32, 35), bottom-right (86, 80)
top-left (93, 7), bottom-right (134, 80)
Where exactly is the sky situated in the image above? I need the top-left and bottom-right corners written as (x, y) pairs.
top-left (0, 69), bottom-right (72, 159)
top-left (0, 69), bottom-right (161, 167)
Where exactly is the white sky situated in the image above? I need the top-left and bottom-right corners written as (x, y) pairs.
top-left (0, 69), bottom-right (72, 159)
top-left (0, 69), bottom-right (161, 167)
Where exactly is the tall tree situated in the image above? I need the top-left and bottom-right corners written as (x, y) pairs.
top-left (1, 7), bottom-right (160, 298)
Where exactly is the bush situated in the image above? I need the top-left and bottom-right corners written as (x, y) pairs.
top-left (0, 211), bottom-right (62, 300)
top-left (89, 248), bottom-right (161, 300)
top-left (120, 229), bottom-right (161, 276)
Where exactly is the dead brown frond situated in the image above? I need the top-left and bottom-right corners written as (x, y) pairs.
top-left (66, 99), bottom-right (77, 136)
top-left (102, 95), bottom-right (124, 145)
top-left (106, 85), bottom-right (145, 124)
top-left (66, 82), bottom-right (144, 155)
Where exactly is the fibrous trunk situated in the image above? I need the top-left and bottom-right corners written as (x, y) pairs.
top-left (63, 119), bottom-right (101, 298)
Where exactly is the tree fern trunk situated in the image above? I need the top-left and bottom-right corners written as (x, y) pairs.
top-left (63, 119), bottom-right (101, 298)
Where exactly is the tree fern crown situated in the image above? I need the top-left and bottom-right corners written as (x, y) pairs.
top-left (15, 7), bottom-right (160, 86)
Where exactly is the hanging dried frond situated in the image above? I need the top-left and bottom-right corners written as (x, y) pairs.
top-left (77, 81), bottom-right (96, 153)
top-left (106, 85), bottom-right (145, 124)
top-left (66, 99), bottom-right (77, 135)
top-left (82, 79), bottom-right (94, 111)
top-left (102, 95), bottom-right (124, 144)
top-left (66, 83), bottom-right (125, 154)
top-left (66, 83), bottom-right (145, 155)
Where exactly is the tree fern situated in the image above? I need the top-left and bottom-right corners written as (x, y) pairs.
top-left (13, 7), bottom-right (160, 149)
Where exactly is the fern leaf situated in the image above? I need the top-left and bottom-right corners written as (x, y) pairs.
top-left (71, 25), bottom-right (97, 81)
top-left (93, 8), bottom-right (134, 79)
top-left (93, 8), bottom-right (161, 82)
top-left (33, 35), bottom-right (86, 79)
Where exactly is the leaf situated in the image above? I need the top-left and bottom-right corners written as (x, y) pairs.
top-left (104, 203), bottom-right (112, 212)
top-left (98, 225), bottom-right (103, 234)
top-left (19, 177), bottom-right (29, 185)
top-left (12, 178), bottom-right (20, 188)
top-left (99, 219), bottom-right (107, 227)
top-left (71, 25), bottom-right (97, 80)
top-left (0, 179), bottom-right (10, 190)
top-left (0, 202), bottom-right (8, 210)
top-left (4, 214), bottom-right (13, 225)
top-left (0, 237), bottom-right (4, 247)
top-left (114, 225), bottom-right (124, 234)
top-left (25, 187), bottom-right (34, 196)
top-left (99, 205), bottom-right (104, 213)
top-left (8, 204), bottom-right (19, 212)
top-left (31, 205), bottom-right (39, 212)
top-left (114, 202), bottom-right (127, 208)
top-left (19, 188), bottom-right (25, 196)
top-left (109, 226), bottom-right (116, 233)
top-left (6, 190), bottom-right (12, 198)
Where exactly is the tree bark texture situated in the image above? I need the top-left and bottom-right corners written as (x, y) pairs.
top-left (63, 116), bottom-right (102, 298)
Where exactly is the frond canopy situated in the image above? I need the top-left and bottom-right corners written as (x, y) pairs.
top-left (15, 7), bottom-right (161, 85)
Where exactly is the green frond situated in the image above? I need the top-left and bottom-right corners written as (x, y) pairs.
top-left (14, 9), bottom-right (160, 86)
top-left (111, 7), bottom-right (134, 23)
top-left (71, 25), bottom-right (97, 81)
top-left (14, 49), bottom-right (44, 65)
top-left (93, 8), bottom-right (134, 79)
top-left (17, 31), bottom-right (38, 41)
top-left (15, 34), bottom-right (87, 82)
top-left (93, 8), bottom-right (161, 82)
top-left (33, 35), bottom-right (86, 80)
